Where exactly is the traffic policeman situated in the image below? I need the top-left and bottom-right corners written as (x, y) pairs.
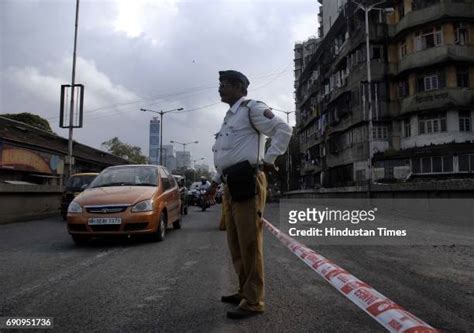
top-left (207, 70), bottom-right (292, 319)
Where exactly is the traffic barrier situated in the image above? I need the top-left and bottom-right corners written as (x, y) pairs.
top-left (263, 219), bottom-right (438, 333)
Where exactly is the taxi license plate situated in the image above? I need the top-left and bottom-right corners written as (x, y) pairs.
top-left (88, 217), bottom-right (122, 225)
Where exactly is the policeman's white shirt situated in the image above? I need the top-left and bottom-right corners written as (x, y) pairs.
top-left (212, 96), bottom-right (293, 183)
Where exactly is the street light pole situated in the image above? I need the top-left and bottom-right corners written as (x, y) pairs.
top-left (353, 0), bottom-right (388, 184)
top-left (170, 140), bottom-right (199, 152)
top-left (170, 140), bottom-right (199, 169)
top-left (193, 157), bottom-right (204, 169)
top-left (141, 107), bottom-right (183, 165)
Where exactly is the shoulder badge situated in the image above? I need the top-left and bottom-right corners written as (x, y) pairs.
top-left (263, 108), bottom-right (275, 119)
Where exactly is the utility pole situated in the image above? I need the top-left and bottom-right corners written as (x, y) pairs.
top-left (67, 0), bottom-right (80, 178)
top-left (170, 140), bottom-right (199, 152)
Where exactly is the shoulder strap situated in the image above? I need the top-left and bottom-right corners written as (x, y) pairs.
top-left (242, 99), bottom-right (261, 167)
top-left (242, 100), bottom-right (259, 133)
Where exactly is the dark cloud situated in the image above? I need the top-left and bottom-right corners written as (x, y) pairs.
top-left (1, 0), bottom-right (317, 169)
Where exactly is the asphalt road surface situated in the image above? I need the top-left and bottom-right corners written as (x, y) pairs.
top-left (0, 203), bottom-right (472, 332)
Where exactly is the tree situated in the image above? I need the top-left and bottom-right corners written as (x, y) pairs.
top-left (3, 112), bottom-right (54, 133)
top-left (101, 137), bottom-right (148, 164)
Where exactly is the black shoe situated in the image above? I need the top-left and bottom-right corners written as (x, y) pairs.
top-left (221, 294), bottom-right (242, 305)
top-left (227, 308), bottom-right (263, 320)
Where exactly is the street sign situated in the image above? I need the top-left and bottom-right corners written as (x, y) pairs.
top-left (59, 84), bottom-right (84, 128)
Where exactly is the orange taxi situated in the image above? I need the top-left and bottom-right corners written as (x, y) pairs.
top-left (67, 165), bottom-right (181, 244)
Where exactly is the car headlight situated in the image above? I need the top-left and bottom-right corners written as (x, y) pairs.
top-left (68, 201), bottom-right (83, 213)
top-left (132, 199), bottom-right (153, 212)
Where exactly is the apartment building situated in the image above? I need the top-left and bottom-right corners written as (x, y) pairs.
top-left (383, 0), bottom-right (474, 178)
top-left (295, 0), bottom-right (474, 188)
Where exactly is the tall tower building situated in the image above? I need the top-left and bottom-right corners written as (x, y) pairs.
top-left (149, 117), bottom-right (160, 165)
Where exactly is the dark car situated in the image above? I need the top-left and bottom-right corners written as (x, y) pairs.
top-left (61, 173), bottom-right (99, 220)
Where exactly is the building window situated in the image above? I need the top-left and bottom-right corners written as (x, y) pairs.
top-left (459, 111), bottom-right (472, 132)
top-left (456, 66), bottom-right (469, 88)
top-left (417, 72), bottom-right (445, 92)
top-left (412, 155), bottom-right (454, 174)
top-left (414, 26), bottom-right (443, 52)
top-left (412, 157), bottom-right (421, 173)
top-left (424, 75), bottom-right (438, 91)
top-left (372, 126), bottom-right (388, 140)
top-left (418, 113), bottom-right (447, 134)
top-left (459, 154), bottom-right (474, 173)
top-left (399, 40), bottom-right (408, 59)
top-left (443, 156), bottom-right (453, 172)
top-left (372, 46), bottom-right (382, 60)
top-left (398, 79), bottom-right (409, 98)
top-left (404, 119), bottom-right (411, 137)
top-left (454, 23), bottom-right (469, 45)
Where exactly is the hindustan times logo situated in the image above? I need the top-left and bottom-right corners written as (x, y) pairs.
top-left (288, 207), bottom-right (378, 225)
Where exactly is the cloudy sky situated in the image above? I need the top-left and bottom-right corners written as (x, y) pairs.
top-left (1, 0), bottom-right (318, 169)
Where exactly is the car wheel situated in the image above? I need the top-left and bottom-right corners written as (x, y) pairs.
top-left (151, 213), bottom-right (166, 242)
top-left (173, 217), bottom-right (181, 230)
top-left (71, 235), bottom-right (89, 245)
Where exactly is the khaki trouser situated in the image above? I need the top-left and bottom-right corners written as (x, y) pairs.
top-left (223, 171), bottom-right (267, 312)
top-left (219, 206), bottom-right (226, 230)
top-left (219, 200), bottom-right (227, 230)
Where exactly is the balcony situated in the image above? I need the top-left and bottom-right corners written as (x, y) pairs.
top-left (393, 45), bottom-right (474, 75)
top-left (399, 88), bottom-right (474, 115)
top-left (389, 0), bottom-right (474, 37)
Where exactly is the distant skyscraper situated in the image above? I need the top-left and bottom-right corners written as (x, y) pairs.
top-left (149, 117), bottom-right (160, 165)
top-left (161, 144), bottom-right (177, 172)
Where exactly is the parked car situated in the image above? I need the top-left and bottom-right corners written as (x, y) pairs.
top-left (61, 173), bottom-right (99, 220)
top-left (67, 165), bottom-right (181, 245)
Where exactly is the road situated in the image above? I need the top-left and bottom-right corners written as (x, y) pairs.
top-left (0, 203), bottom-right (472, 332)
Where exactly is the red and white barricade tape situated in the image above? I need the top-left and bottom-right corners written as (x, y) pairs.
top-left (263, 219), bottom-right (438, 333)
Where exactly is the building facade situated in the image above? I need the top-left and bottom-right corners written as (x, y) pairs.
top-left (149, 117), bottom-right (160, 165)
top-left (295, 0), bottom-right (474, 188)
top-left (161, 144), bottom-right (177, 172)
top-left (0, 116), bottom-right (129, 186)
top-left (383, 0), bottom-right (474, 178)
top-left (176, 151), bottom-right (192, 169)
